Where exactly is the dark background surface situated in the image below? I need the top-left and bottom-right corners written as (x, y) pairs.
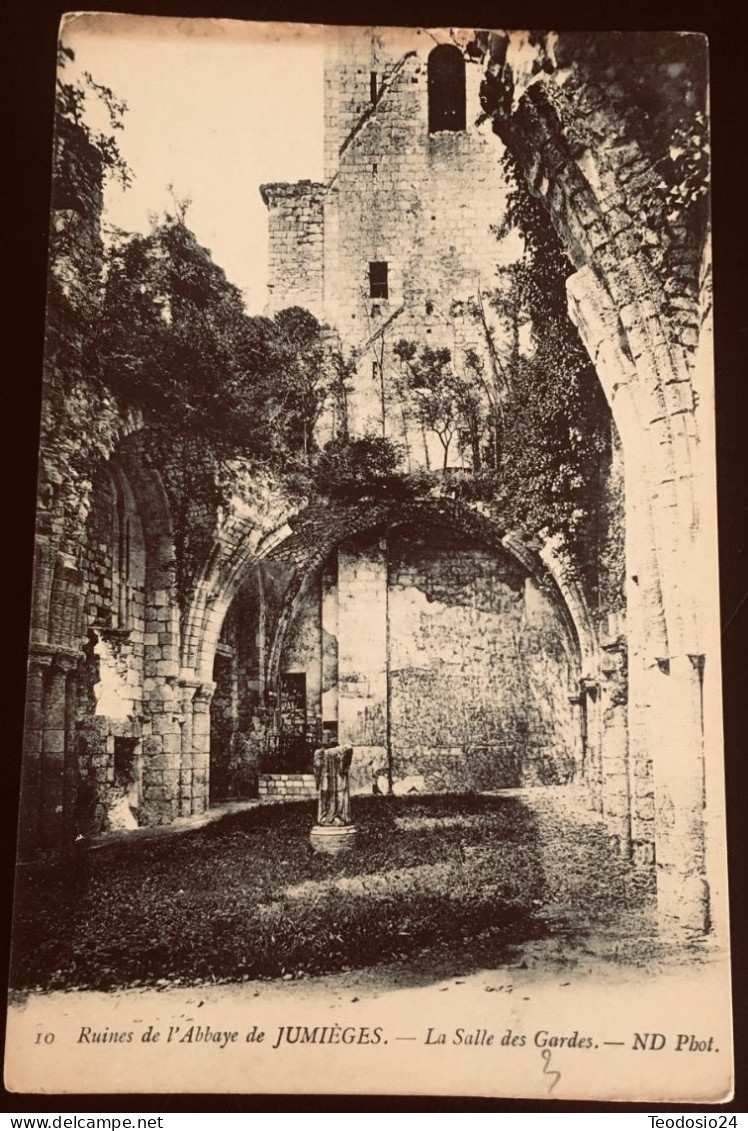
top-left (1, 0), bottom-right (746, 1113)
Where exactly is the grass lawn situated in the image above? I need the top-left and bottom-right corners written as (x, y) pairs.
top-left (10, 792), bottom-right (650, 992)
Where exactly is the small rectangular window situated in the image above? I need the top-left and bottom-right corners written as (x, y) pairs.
top-left (369, 261), bottom-right (388, 299)
top-left (370, 71), bottom-right (378, 103)
top-left (114, 737), bottom-right (138, 785)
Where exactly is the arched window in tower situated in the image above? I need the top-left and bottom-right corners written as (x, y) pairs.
top-left (427, 44), bottom-right (466, 133)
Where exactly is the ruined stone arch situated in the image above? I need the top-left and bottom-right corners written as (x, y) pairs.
top-left (185, 494), bottom-right (598, 759)
top-left (263, 506), bottom-right (597, 696)
top-left (480, 41), bottom-right (715, 933)
top-left (179, 502), bottom-right (301, 682)
top-left (21, 428), bottom-right (180, 852)
top-left (200, 495), bottom-right (597, 798)
top-left (76, 438), bottom-right (179, 828)
top-left (187, 495), bottom-right (592, 687)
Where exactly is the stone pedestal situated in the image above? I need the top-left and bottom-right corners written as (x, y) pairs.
top-left (309, 824), bottom-right (357, 855)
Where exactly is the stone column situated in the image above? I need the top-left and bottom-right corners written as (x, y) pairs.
top-left (40, 654), bottom-right (76, 850)
top-left (623, 429), bottom-right (664, 870)
top-left (628, 646), bottom-right (655, 866)
top-left (140, 677), bottom-right (179, 826)
top-left (619, 418), bottom-right (707, 925)
top-left (649, 655), bottom-right (709, 934)
top-left (178, 680), bottom-right (198, 818)
top-left (18, 651), bottom-right (52, 855)
top-left (580, 678), bottom-right (602, 813)
top-left (567, 693), bottom-right (584, 783)
top-left (30, 543), bottom-right (55, 646)
top-left (599, 636), bottom-right (631, 858)
top-left (191, 681), bottom-right (216, 815)
top-left (337, 537), bottom-right (388, 792)
top-left (566, 265), bottom-right (710, 933)
top-left (62, 662), bottom-right (80, 843)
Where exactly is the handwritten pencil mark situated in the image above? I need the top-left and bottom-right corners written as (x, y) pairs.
top-left (541, 1048), bottom-right (561, 1094)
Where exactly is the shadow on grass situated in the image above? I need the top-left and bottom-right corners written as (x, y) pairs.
top-left (10, 794), bottom-right (553, 992)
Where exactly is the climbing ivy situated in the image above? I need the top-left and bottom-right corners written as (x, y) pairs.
top-left (553, 31), bottom-right (709, 233)
top-left (488, 153), bottom-right (617, 603)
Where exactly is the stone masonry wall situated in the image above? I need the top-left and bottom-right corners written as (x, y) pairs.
top-left (258, 774), bottom-right (317, 800)
top-left (387, 525), bottom-right (578, 790)
top-left (76, 465), bottom-right (146, 832)
top-left (262, 27), bottom-right (511, 464)
top-left (322, 27), bottom-right (507, 448)
top-left (255, 522), bottom-right (580, 796)
top-left (261, 181), bottom-right (325, 318)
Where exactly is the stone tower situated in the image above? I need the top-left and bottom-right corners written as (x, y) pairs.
top-left (262, 25), bottom-right (509, 461)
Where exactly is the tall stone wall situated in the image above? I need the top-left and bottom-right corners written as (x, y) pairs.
top-left (262, 27), bottom-right (510, 461)
top-left (336, 536), bottom-right (388, 790)
top-left (325, 28), bottom-right (507, 450)
top-left (388, 526), bottom-right (577, 790)
top-left (235, 523), bottom-right (580, 796)
top-left (76, 466), bottom-right (147, 832)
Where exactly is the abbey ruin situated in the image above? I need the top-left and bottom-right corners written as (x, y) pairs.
top-left (21, 25), bottom-right (723, 942)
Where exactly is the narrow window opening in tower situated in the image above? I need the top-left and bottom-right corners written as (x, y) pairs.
top-left (427, 44), bottom-right (466, 133)
top-left (114, 736), bottom-right (138, 786)
top-left (369, 261), bottom-right (388, 299)
top-left (370, 71), bottom-right (378, 103)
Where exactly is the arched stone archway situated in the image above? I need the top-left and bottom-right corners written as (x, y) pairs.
top-left (190, 493), bottom-right (601, 816)
top-left (20, 430), bottom-right (178, 853)
top-left (188, 495), bottom-right (597, 689)
top-left (479, 35), bottom-right (718, 934)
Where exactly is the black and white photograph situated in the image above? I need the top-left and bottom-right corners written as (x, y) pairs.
top-left (4, 15), bottom-right (734, 1102)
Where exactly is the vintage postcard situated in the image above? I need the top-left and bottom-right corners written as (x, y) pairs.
top-left (5, 14), bottom-right (733, 1102)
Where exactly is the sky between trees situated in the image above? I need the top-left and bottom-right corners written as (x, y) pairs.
top-left (60, 13), bottom-right (325, 313)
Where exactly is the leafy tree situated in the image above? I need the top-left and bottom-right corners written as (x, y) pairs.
top-left (552, 31), bottom-right (710, 243)
top-left (417, 150), bottom-right (613, 574)
top-left (48, 46), bottom-right (132, 383)
top-left (478, 30), bottom-right (710, 273)
top-left (100, 216), bottom-right (249, 440)
top-left (392, 341), bottom-right (484, 471)
top-left (54, 44), bottom-right (131, 205)
top-left (313, 434), bottom-right (406, 501)
top-left (326, 348), bottom-right (356, 439)
top-left (270, 307), bottom-right (329, 464)
top-left (99, 218), bottom-right (331, 467)
top-left (39, 49), bottom-right (137, 550)
top-left (453, 347), bottom-right (488, 472)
